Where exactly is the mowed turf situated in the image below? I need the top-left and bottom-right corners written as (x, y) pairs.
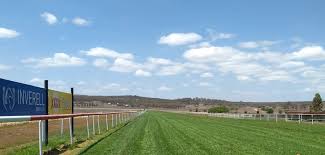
top-left (82, 111), bottom-right (325, 155)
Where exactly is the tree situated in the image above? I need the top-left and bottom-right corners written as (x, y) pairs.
top-left (310, 93), bottom-right (323, 112)
top-left (266, 108), bottom-right (274, 114)
top-left (208, 106), bottom-right (230, 113)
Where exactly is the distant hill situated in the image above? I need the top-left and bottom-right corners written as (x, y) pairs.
top-left (74, 95), bottom-right (313, 109)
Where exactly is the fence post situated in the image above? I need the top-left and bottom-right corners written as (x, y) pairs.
top-left (61, 119), bottom-right (64, 136)
top-left (92, 115), bottom-right (95, 135)
top-left (106, 114), bottom-right (108, 130)
top-left (121, 113), bottom-right (123, 123)
top-left (312, 114), bottom-right (314, 125)
top-left (285, 114), bottom-right (288, 122)
top-left (112, 114), bottom-right (114, 128)
top-left (259, 114), bottom-right (261, 120)
top-left (39, 120), bottom-right (42, 155)
top-left (275, 114), bottom-right (278, 122)
top-left (69, 117), bottom-right (73, 145)
top-left (299, 114), bottom-right (301, 124)
top-left (97, 115), bottom-right (101, 134)
top-left (118, 113), bottom-right (120, 125)
top-left (86, 116), bottom-right (90, 138)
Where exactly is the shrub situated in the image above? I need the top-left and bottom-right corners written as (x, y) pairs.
top-left (208, 106), bottom-right (230, 113)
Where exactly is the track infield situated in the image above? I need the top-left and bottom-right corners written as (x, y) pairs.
top-left (82, 111), bottom-right (325, 155)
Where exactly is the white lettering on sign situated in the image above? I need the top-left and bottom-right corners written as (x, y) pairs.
top-left (1, 86), bottom-right (44, 112)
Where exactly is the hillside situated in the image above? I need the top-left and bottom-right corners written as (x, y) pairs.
top-left (74, 95), bottom-right (313, 110)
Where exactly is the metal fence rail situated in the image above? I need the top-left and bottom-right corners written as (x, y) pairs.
top-left (208, 113), bottom-right (325, 124)
top-left (0, 110), bottom-right (145, 155)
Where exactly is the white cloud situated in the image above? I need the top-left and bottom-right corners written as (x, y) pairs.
top-left (110, 58), bottom-right (140, 73)
top-left (29, 78), bottom-right (68, 91)
top-left (40, 12), bottom-right (58, 25)
top-left (238, 40), bottom-right (278, 49)
top-left (237, 75), bottom-right (251, 81)
top-left (84, 47), bottom-right (134, 59)
top-left (93, 58), bottom-right (109, 68)
top-left (158, 86), bottom-right (173, 91)
top-left (30, 78), bottom-right (43, 84)
top-left (22, 53), bottom-right (86, 68)
top-left (184, 45), bottom-right (297, 82)
top-left (0, 27), bottom-right (20, 38)
top-left (146, 57), bottom-right (173, 65)
top-left (183, 46), bottom-right (243, 63)
top-left (198, 82), bottom-right (211, 87)
top-left (135, 69), bottom-right (152, 77)
top-left (0, 64), bottom-right (11, 71)
top-left (206, 29), bottom-right (235, 41)
top-left (291, 46), bottom-right (325, 60)
top-left (200, 72), bottom-right (214, 78)
top-left (278, 61), bottom-right (305, 69)
top-left (158, 64), bottom-right (185, 76)
top-left (158, 32), bottom-right (202, 46)
top-left (238, 41), bottom-right (259, 49)
top-left (72, 17), bottom-right (90, 26)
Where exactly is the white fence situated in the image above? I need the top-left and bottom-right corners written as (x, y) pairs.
top-left (208, 113), bottom-right (325, 124)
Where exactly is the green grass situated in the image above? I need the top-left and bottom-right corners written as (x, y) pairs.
top-left (82, 111), bottom-right (325, 155)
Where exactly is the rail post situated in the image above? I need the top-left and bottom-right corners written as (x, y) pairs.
top-left (86, 116), bottom-right (90, 138)
top-left (112, 114), bottom-right (114, 128)
top-left (115, 115), bottom-right (120, 126)
top-left (69, 117), bottom-right (73, 145)
top-left (97, 115), bottom-right (101, 134)
top-left (61, 118), bottom-right (64, 136)
top-left (39, 120), bottom-right (42, 155)
top-left (299, 114), bottom-right (301, 124)
top-left (275, 114), bottom-right (278, 122)
top-left (312, 114), bottom-right (314, 125)
top-left (106, 114), bottom-right (108, 130)
top-left (92, 115), bottom-right (95, 135)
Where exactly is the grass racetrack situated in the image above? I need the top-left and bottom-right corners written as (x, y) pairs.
top-left (82, 111), bottom-right (325, 155)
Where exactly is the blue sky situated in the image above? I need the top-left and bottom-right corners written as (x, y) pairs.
top-left (1, 0), bottom-right (325, 101)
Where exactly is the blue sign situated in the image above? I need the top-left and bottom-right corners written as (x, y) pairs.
top-left (0, 78), bottom-right (46, 116)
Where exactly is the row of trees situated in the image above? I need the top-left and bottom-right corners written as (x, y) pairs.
top-left (208, 93), bottom-right (323, 114)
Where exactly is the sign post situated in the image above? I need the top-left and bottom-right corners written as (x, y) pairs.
top-left (71, 88), bottom-right (74, 136)
top-left (44, 80), bottom-right (48, 145)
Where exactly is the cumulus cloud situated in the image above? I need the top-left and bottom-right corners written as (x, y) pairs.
top-left (110, 58), bottom-right (140, 73)
top-left (183, 45), bottom-right (298, 81)
top-left (238, 40), bottom-right (279, 49)
top-left (200, 72), bottom-right (214, 78)
top-left (40, 12), bottom-right (58, 25)
top-left (158, 32), bottom-right (202, 46)
top-left (93, 58), bottom-right (109, 68)
top-left (158, 64), bottom-right (185, 76)
top-left (22, 53), bottom-right (86, 68)
top-left (72, 17), bottom-right (90, 26)
top-left (0, 27), bottom-right (20, 38)
top-left (146, 57), bottom-right (173, 65)
top-left (198, 82), bottom-right (211, 87)
top-left (291, 46), bottom-right (325, 60)
top-left (135, 69), bottom-right (152, 77)
top-left (158, 86), bottom-right (173, 91)
top-left (83, 47), bottom-right (134, 59)
top-left (0, 64), bottom-right (11, 71)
